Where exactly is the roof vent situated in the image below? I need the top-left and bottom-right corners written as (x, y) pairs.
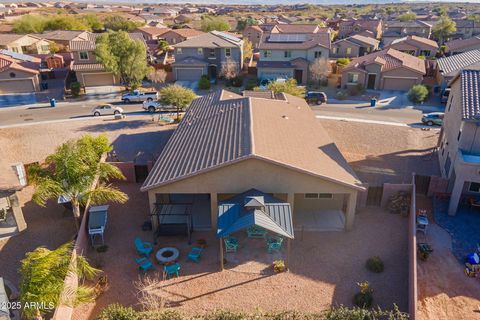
top-left (282, 115), bottom-right (289, 119)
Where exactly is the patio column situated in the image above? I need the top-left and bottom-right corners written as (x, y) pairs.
top-left (210, 193), bottom-right (218, 231)
top-left (345, 191), bottom-right (357, 231)
top-left (10, 194), bottom-right (26, 232)
top-left (448, 177), bottom-right (464, 216)
top-left (219, 238), bottom-right (224, 271)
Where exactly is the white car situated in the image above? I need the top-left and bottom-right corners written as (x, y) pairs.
top-left (143, 101), bottom-right (175, 113)
top-left (92, 104), bottom-right (124, 116)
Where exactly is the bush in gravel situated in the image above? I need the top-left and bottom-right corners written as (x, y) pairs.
top-left (70, 82), bottom-right (81, 97)
top-left (229, 76), bottom-right (243, 87)
top-left (335, 90), bottom-right (348, 100)
top-left (324, 305), bottom-right (408, 320)
top-left (98, 304), bottom-right (138, 320)
top-left (353, 281), bottom-right (373, 308)
top-left (366, 256), bottom-right (384, 273)
top-left (198, 75), bottom-right (211, 90)
top-left (407, 84), bottom-right (429, 104)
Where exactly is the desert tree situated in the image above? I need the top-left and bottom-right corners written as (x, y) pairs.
top-left (220, 58), bottom-right (239, 80)
top-left (309, 57), bottom-right (331, 86)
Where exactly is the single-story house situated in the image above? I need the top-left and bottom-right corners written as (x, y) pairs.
top-left (331, 34), bottom-right (380, 58)
top-left (341, 48), bottom-right (426, 91)
top-left (161, 28), bottom-right (204, 45)
top-left (384, 35), bottom-right (439, 58)
top-left (141, 90), bottom-right (364, 235)
top-left (134, 26), bottom-right (171, 41)
top-left (0, 34), bottom-right (51, 55)
top-left (0, 53), bottom-right (40, 93)
top-left (445, 36), bottom-right (480, 55)
top-left (435, 49), bottom-right (480, 91)
top-left (34, 30), bottom-right (91, 49)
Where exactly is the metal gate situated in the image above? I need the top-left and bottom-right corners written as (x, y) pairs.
top-left (366, 186), bottom-right (383, 206)
top-left (415, 175), bottom-right (431, 195)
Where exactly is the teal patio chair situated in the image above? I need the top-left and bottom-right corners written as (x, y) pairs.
top-left (266, 236), bottom-right (284, 253)
top-left (163, 263), bottom-right (181, 279)
top-left (187, 247), bottom-right (203, 262)
top-left (224, 237), bottom-right (238, 253)
top-left (247, 226), bottom-right (267, 239)
top-left (134, 237), bottom-right (153, 256)
top-left (136, 257), bottom-right (154, 273)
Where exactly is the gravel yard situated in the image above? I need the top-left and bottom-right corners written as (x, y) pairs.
top-left (72, 184), bottom-right (408, 320)
top-left (320, 120), bottom-right (440, 185)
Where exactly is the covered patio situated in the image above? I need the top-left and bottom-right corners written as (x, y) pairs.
top-left (217, 189), bottom-right (294, 270)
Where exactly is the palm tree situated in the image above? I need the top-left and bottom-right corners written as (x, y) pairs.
top-left (19, 242), bottom-right (99, 320)
top-left (28, 134), bottom-right (128, 229)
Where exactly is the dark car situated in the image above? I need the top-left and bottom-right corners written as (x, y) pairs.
top-left (421, 112), bottom-right (444, 126)
top-left (305, 91), bottom-right (327, 105)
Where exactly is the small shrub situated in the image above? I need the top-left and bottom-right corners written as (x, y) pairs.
top-left (245, 78), bottom-right (258, 90)
top-left (407, 84), bottom-right (429, 104)
top-left (366, 256), bottom-right (384, 273)
top-left (198, 75), bottom-right (211, 90)
top-left (353, 281), bottom-right (373, 308)
top-left (229, 76), bottom-right (243, 87)
top-left (273, 260), bottom-right (286, 273)
top-left (70, 82), bottom-right (81, 97)
top-left (138, 310), bottom-right (183, 320)
top-left (97, 304), bottom-right (138, 320)
top-left (336, 57), bottom-right (351, 67)
top-left (347, 83), bottom-right (365, 96)
top-left (335, 90), bottom-right (348, 100)
top-left (201, 310), bottom-right (245, 320)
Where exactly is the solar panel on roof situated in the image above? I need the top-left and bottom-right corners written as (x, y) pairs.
top-left (0, 49), bottom-right (37, 62)
top-left (211, 30), bottom-right (241, 43)
top-left (268, 33), bottom-right (307, 43)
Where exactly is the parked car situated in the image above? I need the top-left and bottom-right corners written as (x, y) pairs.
top-left (121, 90), bottom-right (158, 103)
top-left (92, 104), bottom-right (124, 116)
top-left (142, 101), bottom-right (176, 113)
top-left (422, 112), bottom-right (444, 126)
top-left (305, 91), bottom-right (328, 105)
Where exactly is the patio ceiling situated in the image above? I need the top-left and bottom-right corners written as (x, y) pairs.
top-left (217, 189), bottom-right (294, 239)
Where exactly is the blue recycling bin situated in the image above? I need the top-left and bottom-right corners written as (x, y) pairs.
top-left (370, 98), bottom-right (377, 107)
top-left (50, 98), bottom-right (56, 107)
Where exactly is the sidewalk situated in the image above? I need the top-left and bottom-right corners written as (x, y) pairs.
top-left (327, 98), bottom-right (444, 113)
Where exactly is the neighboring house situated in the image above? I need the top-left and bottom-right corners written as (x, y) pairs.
top-left (435, 50), bottom-right (480, 91)
top-left (445, 36), bottom-right (480, 55)
top-left (141, 90), bottom-right (364, 234)
top-left (134, 27), bottom-right (171, 41)
top-left (382, 20), bottom-right (432, 45)
top-left (384, 35), bottom-right (438, 58)
top-left (338, 19), bottom-right (383, 40)
top-left (0, 34), bottom-right (51, 54)
top-left (451, 20), bottom-right (476, 40)
top-left (172, 31), bottom-right (243, 81)
top-left (331, 34), bottom-right (380, 58)
top-left (341, 48), bottom-right (426, 91)
top-left (0, 53), bottom-right (40, 93)
top-left (243, 25), bottom-right (263, 49)
top-left (151, 7), bottom-right (178, 18)
top-left (35, 30), bottom-right (91, 49)
top-left (257, 31), bottom-right (331, 85)
top-left (161, 28), bottom-right (204, 45)
top-left (70, 32), bottom-right (146, 90)
top-left (138, 14), bottom-right (165, 27)
top-left (438, 69), bottom-right (480, 215)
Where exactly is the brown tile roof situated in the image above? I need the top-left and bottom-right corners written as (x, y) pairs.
top-left (174, 31), bottom-right (241, 48)
top-left (69, 32), bottom-right (146, 51)
top-left (258, 32), bottom-right (331, 50)
top-left (141, 90), bottom-right (363, 191)
top-left (446, 36), bottom-right (480, 52)
top-left (71, 63), bottom-right (105, 71)
top-left (340, 19), bottom-right (382, 29)
top-left (334, 34), bottom-right (379, 47)
top-left (271, 24), bottom-right (326, 34)
top-left (389, 35), bottom-right (439, 49)
top-left (0, 54), bottom-right (39, 74)
top-left (36, 30), bottom-right (89, 41)
top-left (0, 34), bottom-right (24, 45)
top-left (135, 27), bottom-right (171, 37)
top-left (344, 48), bottom-right (426, 74)
top-left (167, 28), bottom-right (204, 39)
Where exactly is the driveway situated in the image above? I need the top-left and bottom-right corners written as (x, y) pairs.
top-left (376, 90), bottom-right (409, 107)
top-left (0, 93), bottom-right (37, 108)
top-left (175, 80), bottom-right (199, 92)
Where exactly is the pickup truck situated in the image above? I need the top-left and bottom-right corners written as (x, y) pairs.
top-left (121, 90), bottom-right (158, 103)
top-left (143, 101), bottom-right (176, 113)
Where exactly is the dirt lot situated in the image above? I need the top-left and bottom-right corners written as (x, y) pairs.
top-left (320, 120), bottom-right (440, 185)
top-left (72, 183), bottom-right (408, 320)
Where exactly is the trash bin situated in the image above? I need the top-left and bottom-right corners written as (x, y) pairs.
top-left (370, 98), bottom-right (377, 107)
top-left (50, 98), bottom-right (56, 107)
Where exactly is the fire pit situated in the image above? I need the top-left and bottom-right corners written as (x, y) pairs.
top-left (155, 247), bottom-right (180, 264)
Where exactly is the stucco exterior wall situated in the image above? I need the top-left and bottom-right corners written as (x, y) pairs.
top-left (331, 41), bottom-right (361, 58)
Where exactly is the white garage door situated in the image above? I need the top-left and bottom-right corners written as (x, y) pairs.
top-left (176, 68), bottom-right (203, 81)
top-left (82, 73), bottom-right (115, 87)
top-left (0, 79), bottom-right (34, 93)
top-left (383, 78), bottom-right (418, 91)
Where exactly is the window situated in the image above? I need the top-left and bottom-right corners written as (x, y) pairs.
top-left (469, 182), bottom-right (480, 193)
top-left (346, 47), bottom-right (352, 55)
top-left (176, 48), bottom-right (182, 54)
top-left (263, 50), bottom-right (271, 58)
top-left (79, 51), bottom-right (89, 60)
top-left (314, 51), bottom-right (322, 58)
top-left (347, 72), bottom-right (359, 83)
top-left (421, 50), bottom-right (431, 56)
top-left (197, 48), bottom-right (203, 55)
top-left (284, 50), bottom-right (292, 58)
top-left (225, 48), bottom-right (231, 57)
top-left (11, 47), bottom-right (18, 53)
top-left (41, 45), bottom-right (50, 52)
top-left (209, 48), bottom-right (215, 58)
top-left (304, 193), bottom-right (333, 199)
